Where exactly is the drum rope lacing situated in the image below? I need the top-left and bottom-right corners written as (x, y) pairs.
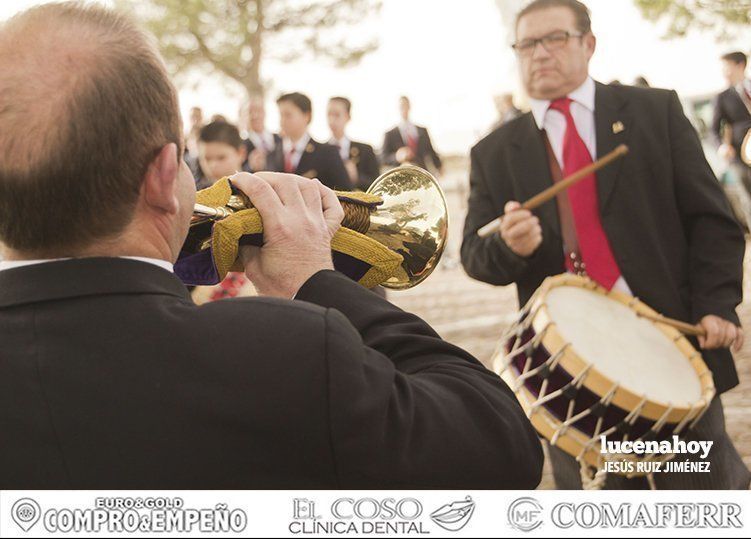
top-left (497, 277), bottom-right (715, 490)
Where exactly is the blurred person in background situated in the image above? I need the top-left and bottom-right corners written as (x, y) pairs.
top-left (713, 51), bottom-right (751, 196)
top-left (240, 96), bottom-right (281, 173)
top-left (492, 93), bottom-right (522, 131)
top-left (382, 96), bottom-right (443, 174)
top-left (185, 106), bottom-right (204, 157)
top-left (273, 92), bottom-right (351, 190)
top-left (192, 120), bottom-right (256, 303)
top-left (195, 120), bottom-right (247, 190)
top-left (327, 96), bottom-right (380, 191)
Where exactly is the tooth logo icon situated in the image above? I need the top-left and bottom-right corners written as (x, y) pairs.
top-left (11, 498), bottom-right (41, 532)
top-left (430, 496), bottom-right (475, 532)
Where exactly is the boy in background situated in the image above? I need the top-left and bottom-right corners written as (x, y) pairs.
top-left (195, 121), bottom-right (248, 190)
top-left (193, 120), bottom-right (256, 302)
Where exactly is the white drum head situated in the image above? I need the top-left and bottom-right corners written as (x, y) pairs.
top-left (545, 286), bottom-right (702, 405)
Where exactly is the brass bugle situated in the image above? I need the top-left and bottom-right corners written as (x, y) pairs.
top-left (189, 165), bottom-right (449, 290)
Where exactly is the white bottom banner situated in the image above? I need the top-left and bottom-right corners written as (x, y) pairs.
top-left (1, 490), bottom-right (749, 538)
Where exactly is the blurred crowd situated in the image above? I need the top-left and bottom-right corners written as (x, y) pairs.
top-left (183, 93), bottom-right (443, 195)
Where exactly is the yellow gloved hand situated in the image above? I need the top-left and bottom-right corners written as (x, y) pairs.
top-left (177, 178), bottom-right (403, 289)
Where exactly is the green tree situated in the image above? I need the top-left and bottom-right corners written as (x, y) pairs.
top-left (634, 0), bottom-right (751, 40)
top-left (118, 0), bottom-right (381, 99)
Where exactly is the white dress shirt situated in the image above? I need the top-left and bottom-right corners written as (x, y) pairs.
top-left (398, 121), bottom-right (418, 145)
top-left (329, 136), bottom-right (351, 162)
top-left (282, 133), bottom-right (311, 171)
top-left (0, 256), bottom-right (174, 273)
top-left (247, 130), bottom-right (276, 153)
top-left (529, 76), bottom-right (597, 169)
top-left (528, 76), bottom-right (631, 295)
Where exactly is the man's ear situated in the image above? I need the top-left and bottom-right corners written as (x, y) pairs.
top-left (143, 143), bottom-right (179, 214)
top-left (585, 33), bottom-right (596, 59)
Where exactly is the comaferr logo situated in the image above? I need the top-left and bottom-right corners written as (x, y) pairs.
top-left (551, 502), bottom-right (743, 529)
top-left (430, 496), bottom-right (476, 532)
top-left (508, 497), bottom-right (543, 532)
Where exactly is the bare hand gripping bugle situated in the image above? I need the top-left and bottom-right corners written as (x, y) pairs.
top-left (476, 144), bottom-right (630, 238)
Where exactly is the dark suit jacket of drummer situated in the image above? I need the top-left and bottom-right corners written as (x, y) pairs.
top-left (267, 137), bottom-right (352, 191)
top-left (461, 81), bottom-right (745, 394)
top-left (0, 257), bottom-right (543, 489)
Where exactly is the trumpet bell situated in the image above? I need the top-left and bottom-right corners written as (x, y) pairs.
top-left (742, 129), bottom-right (751, 167)
top-left (366, 165), bottom-right (449, 290)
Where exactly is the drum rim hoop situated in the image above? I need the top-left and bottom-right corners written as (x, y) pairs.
top-left (519, 274), bottom-right (715, 422)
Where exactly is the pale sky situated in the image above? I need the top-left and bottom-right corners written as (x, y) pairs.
top-left (2, 0), bottom-right (748, 153)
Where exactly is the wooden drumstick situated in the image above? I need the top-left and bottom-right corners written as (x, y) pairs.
top-left (476, 144), bottom-right (630, 238)
top-left (637, 312), bottom-right (707, 337)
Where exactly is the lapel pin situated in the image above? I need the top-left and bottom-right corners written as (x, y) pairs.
top-left (612, 121), bottom-right (625, 134)
top-left (306, 143), bottom-right (314, 153)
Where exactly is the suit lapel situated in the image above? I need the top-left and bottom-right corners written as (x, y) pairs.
top-left (296, 139), bottom-right (316, 176)
top-left (510, 113), bottom-right (561, 239)
top-left (594, 82), bottom-right (630, 212)
top-left (349, 142), bottom-right (360, 165)
top-left (390, 127), bottom-right (405, 148)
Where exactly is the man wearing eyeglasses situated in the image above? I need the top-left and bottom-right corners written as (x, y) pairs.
top-left (461, 0), bottom-right (749, 489)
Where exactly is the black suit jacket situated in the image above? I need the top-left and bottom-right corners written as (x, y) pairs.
top-left (348, 140), bottom-right (381, 190)
top-left (243, 133), bottom-right (283, 172)
top-left (382, 126), bottom-right (442, 170)
top-left (0, 257), bottom-right (543, 489)
top-left (267, 138), bottom-right (352, 191)
top-left (712, 86), bottom-right (751, 160)
top-left (461, 82), bottom-right (745, 394)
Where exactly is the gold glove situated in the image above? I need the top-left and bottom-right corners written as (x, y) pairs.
top-left (175, 178), bottom-right (403, 289)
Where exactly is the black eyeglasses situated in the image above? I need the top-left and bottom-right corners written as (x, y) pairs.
top-left (512, 31), bottom-right (585, 56)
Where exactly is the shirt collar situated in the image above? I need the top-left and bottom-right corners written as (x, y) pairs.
top-left (0, 256), bottom-right (174, 274)
top-left (282, 133), bottom-right (310, 155)
top-left (329, 135), bottom-right (349, 145)
top-left (529, 76), bottom-right (596, 129)
top-left (249, 130), bottom-right (274, 147)
top-left (329, 135), bottom-right (350, 151)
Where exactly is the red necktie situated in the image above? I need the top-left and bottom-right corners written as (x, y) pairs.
top-left (549, 97), bottom-right (621, 290)
top-left (407, 132), bottom-right (418, 154)
top-left (284, 148), bottom-right (296, 173)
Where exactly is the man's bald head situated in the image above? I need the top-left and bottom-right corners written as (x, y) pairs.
top-left (0, 2), bottom-right (182, 255)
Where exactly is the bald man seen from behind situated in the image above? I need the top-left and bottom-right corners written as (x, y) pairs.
top-left (0, 2), bottom-right (543, 489)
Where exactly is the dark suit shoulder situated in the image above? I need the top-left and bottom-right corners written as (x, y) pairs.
top-left (306, 138), bottom-right (336, 155)
top-left (193, 295), bottom-right (327, 326)
top-left (351, 140), bottom-right (375, 152)
top-left (718, 87), bottom-right (737, 100)
top-left (611, 83), bottom-right (674, 102)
